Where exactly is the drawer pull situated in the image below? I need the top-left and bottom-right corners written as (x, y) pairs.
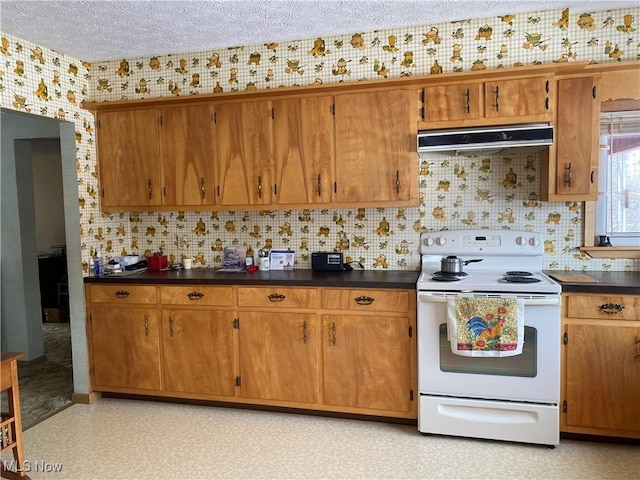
top-left (115, 290), bottom-right (130, 298)
top-left (599, 303), bottom-right (624, 314)
top-left (354, 296), bottom-right (374, 306)
top-left (268, 293), bottom-right (286, 302)
top-left (144, 315), bottom-right (149, 336)
top-left (169, 318), bottom-right (174, 338)
top-left (302, 321), bottom-right (307, 344)
top-left (187, 291), bottom-right (204, 300)
top-left (330, 322), bottom-right (337, 346)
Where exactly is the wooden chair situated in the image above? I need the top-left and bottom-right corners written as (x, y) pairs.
top-left (1, 352), bottom-right (30, 479)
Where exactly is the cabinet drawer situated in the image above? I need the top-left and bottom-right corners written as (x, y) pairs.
top-left (89, 285), bottom-right (157, 304)
top-left (566, 295), bottom-right (639, 321)
top-left (160, 286), bottom-right (234, 306)
top-left (237, 287), bottom-right (319, 309)
top-left (321, 289), bottom-right (409, 313)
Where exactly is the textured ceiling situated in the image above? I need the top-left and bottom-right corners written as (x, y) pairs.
top-left (1, 0), bottom-right (638, 62)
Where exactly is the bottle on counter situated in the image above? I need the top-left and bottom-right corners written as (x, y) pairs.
top-left (88, 257), bottom-right (95, 276)
top-left (94, 252), bottom-right (102, 276)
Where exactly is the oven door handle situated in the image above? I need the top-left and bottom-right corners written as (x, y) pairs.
top-left (417, 294), bottom-right (560, 306)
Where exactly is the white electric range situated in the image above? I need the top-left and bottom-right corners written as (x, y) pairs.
top-left (416, 229), bottom-right (561, 447)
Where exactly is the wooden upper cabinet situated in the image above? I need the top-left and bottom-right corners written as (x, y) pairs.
top-left (96, 109), bottom-right (161, 209)
top-left (214, 101), bottom-right (273, 206)
top-left (272, 96), bottom-right (335, 205)
top-left (334, 89), bottom-right (418, 205)
top-left (423, 83), bottom-right (482, 122)
top-left (541, 75), bottom-right (599, 201)
top-left (421, 76), bottom-right (552, 127)
top-left (484, 77), bottom-right (552, 118)
top-left (159, 105), bottom-right (216, 206)
top-left (554, 76), bottom-right (599, 198)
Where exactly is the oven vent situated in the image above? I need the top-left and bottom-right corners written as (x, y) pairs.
top-left (418, 123), bottom-right (554, 157)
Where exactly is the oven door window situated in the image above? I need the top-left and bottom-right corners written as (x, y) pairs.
top-left (438, 324), bottom-right (537, 377)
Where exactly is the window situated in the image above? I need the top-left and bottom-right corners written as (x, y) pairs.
top-left (595, 111), bottom-right (640, 247)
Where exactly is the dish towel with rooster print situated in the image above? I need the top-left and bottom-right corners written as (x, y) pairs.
top-left (447, 296), bottom-right (524, 357)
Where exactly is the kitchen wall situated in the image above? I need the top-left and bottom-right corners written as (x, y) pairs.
top-left (1, 6), bottom-right (638, 272)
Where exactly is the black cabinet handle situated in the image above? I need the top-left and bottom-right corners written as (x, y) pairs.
top-left (115, 290), bottom-right (130, 298)
top-left (268, 293), bottom-right (286, 302)
top-left (354, 296), bottom-right (375, 306)
top-left (187, 291), bottom-right (204, 300)
top-left (599, 303), bottom-right (624, 314)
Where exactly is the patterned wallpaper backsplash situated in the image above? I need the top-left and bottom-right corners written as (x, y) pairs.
top-left (1, 6), bottom-right (639, 273)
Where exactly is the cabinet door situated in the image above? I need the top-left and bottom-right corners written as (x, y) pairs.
top-left (323, 315), bottom-right (412, 413)
top-left (423, 83), bottom-right (481, 122)
top-left (214, 101), bottom-right (273, 206)
top-left (159, 105), bottom-right (216, 206)
top-left (554, 77), bottom-right (599, 198)
top-left (272, 96), bottom-right (334, 204)
top-left (565, 323), bottom-right (640, 433)
top-left (334, 89), bottom-right (417, 204)
top-left (161, 309), bottom-right (235, 396)
top-left (238, 312), bottom-right (318, 403)
top-left (96, 109), bottom-right (161, 208)
top-left (90, 306), bottom-right (161, 391)
top-left (484, 77), bottom-right (551, 118)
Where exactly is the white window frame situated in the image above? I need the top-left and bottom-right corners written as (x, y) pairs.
top-left (595, 111), bottom-right (640, 247)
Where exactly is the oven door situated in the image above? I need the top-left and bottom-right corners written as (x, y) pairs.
top-left (417, 291), bottom-right (561, 404)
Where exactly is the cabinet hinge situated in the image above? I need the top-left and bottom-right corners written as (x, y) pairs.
top-left (563, 332), bottom-right (568, 345)
top-left (333, 182), bottom-right (337, 194)
top-left (332, 103), bottom-right (335, 115)
top-left (271, 108), bottom-right (275, 119)
top-left (408, 326), bottom-right (413, 338)
top-left (235, 376), bottom-right (241, 387)
top-left (233, 318), bottom-right (240, 329)
top-left (89, 313), bottom-right (92, 324)
top-left (159, 115), bottom-right (163, 127)
top-left (410, 389), bottom-right (414, 401)
top-left (90, 366), bottom-right (95, 376)
top-left (213, 112), bottom-right (217, 124)
top-left (562, 400), bottom-right (567, 413)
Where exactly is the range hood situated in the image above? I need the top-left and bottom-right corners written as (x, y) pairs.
top-left (418, 123), bottom-right (554, 157)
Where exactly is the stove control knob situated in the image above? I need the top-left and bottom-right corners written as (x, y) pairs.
top-left (435, 236), bottom-right (447, 246)
top-left (516, 236), bottom-right (527, 246)
top-left (423, 236), bottom-right (434, 247)
top-left (529, 237), bottom-right (540, 247)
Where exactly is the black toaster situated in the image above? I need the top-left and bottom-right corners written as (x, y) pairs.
top-left (311, 252), bottom-right (344, 271)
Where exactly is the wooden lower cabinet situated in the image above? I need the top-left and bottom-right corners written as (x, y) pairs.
top-left (90, 306), bottom-right (162, 391)
top-left (238, 312), bottom-right (319, 403)
top-left (87, 283), bottom-right (416, 419)
top-left (322, 315), bottom-right (413, 413)
top-left (161, 309), bottom-right (235, 396)
top-left (561, 293), bottom-right (640, 438)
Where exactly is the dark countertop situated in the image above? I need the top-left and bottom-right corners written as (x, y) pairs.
top-left (544, 270), bottom-right (640, 295)
top-left (84, 268), bottom-right (420, 290)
